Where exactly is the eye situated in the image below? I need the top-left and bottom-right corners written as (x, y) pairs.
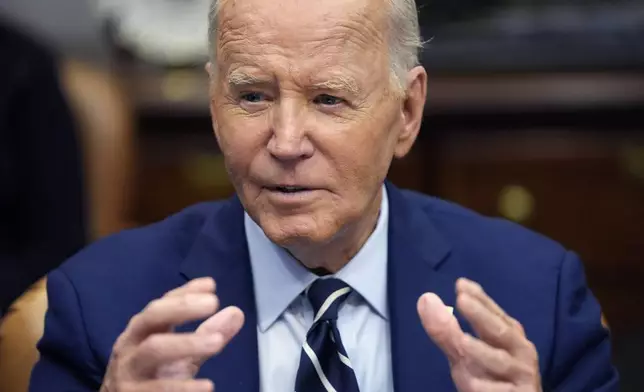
top-left (240, 92), bottom-right (266, 103)
top-left (313, 94), bottom-right (344, 106)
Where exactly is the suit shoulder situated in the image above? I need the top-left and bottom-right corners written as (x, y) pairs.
top-left (58, 201), bottom-right (225, 281)
top-left (401, 189), bottom-right (567, 271)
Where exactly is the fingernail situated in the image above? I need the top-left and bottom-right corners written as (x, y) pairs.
top-left (195, 295), bottom-right (217, 308)
top-left (456, 294), bottom-right (468, 313)
top-left (425, 294), bottom-right (450, 323)
top-left (456, 277), bottom-right (471, 291)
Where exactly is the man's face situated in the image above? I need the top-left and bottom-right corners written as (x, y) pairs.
top-left (209, 0), bottom-right (425, 248)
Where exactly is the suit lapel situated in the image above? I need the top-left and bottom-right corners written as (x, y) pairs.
top-left (386, 184), bottom-right (459, 391)
top-left (179, 197), bottom-right (259, 392)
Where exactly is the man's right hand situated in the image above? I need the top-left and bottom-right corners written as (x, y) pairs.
top-left (100, 277), bottom-right (244, 392)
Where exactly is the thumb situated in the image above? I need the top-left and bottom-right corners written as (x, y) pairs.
top-left (417, 293), bottom-right (464, 364)
top-left (193, 306), bottom-right (245, 365)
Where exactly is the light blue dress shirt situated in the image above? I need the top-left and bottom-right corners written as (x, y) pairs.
top-left (245, 186), bottom-right (393, 392)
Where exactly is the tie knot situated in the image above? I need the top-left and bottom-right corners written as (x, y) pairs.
top-left (307, 278), bottom-right (352, 323)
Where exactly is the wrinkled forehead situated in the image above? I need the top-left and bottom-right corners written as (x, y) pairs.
top-left (214, 0), bottom-right (389, 67)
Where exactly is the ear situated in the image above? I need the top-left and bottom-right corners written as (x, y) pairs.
top-left (394, 66), bottom-right (427, 158)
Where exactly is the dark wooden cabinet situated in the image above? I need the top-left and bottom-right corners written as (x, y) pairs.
top-left (419, 130), bottom-right (644, 335)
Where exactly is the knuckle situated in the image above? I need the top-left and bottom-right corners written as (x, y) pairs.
top-left (101, 371), bottom-right (119, 392)
top-left (182, 335), bottom-right (203, 355)
top-left (522, 361), bottom-right (539, 378)
top-left (496, 323), bottom-right (512, 341)
top-left (163, 286), bottom-right (181, 298)
top-left (524, 341), bottom-right (539, 362)
top-left (177, 295), bottom-right (192, 309)
top-left (100, 383), bottom-right (118, 392)
top-left (140, 334), bottom-right (165, 357)
top-left (110, 341), bottom-right (134, 374)
top-left (527, 340), bottom-right (538, 354)
top-left (512, 319), bottom-right (526, 335)
top-left (115, 352), bottom-right (137, 378)
top-left (127, 312), bottom-right (151, 335)
top-left (495, 351), bottom-right (513, 374)
top-left (103, 358), bottom-right (133, 390)
top-left (186, 362), bottom-right (201, 376)
top-left (144, 298), bottom-right (165, 314)
top-left (112, 335), bottom-right (127, 355)
top-left (515, 360), bottom-right (538, 381)
top-left (126, 314), bottom-right (142, 331)
top-left (110, 348), bottom-right (125, 367)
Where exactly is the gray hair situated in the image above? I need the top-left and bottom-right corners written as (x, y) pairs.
top-left (207, 0), bottom-right (422, 92)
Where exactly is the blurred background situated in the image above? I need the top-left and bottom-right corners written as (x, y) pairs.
top-left (0, 0), bottom-right (642, 390)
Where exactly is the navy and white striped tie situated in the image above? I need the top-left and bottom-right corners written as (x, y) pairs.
top-left (295, 278), bottom-right (360, 392)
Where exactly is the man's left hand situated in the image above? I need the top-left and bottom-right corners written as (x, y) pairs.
top-left (417, 278), bottom-right (542, 392)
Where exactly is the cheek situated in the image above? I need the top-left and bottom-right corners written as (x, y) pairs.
top-left (319, 126), bottom-right (392, 207)
top-left (216, 117), bottom-right (268, 181)
top-left (332, 122), bottom-right (395, 179)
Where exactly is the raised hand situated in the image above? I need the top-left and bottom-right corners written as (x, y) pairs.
top-left (418, 278), bottom-right (541, 392)
top-left (100, 277), bottom-right (244, 392)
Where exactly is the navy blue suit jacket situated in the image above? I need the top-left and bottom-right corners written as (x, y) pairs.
top-left (30, 184), bottom-right (618, 391)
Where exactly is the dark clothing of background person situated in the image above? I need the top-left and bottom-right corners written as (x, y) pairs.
top-left (0, 19), bottom-right (86, 315)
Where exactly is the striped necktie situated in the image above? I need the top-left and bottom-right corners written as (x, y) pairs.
top-left (295, 278), bottom-right (361, 392)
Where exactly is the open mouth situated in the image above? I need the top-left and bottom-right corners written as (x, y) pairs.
top-left (270, 185), bottom-right (312, 193)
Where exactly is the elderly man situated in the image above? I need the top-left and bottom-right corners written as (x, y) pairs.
top-left (30, 0), bottom-right (618, 391)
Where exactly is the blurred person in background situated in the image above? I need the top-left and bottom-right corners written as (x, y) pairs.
top-left (0, 18), bottom-right (86, 317)
top-left (0, 4), bottom-right (135, 390)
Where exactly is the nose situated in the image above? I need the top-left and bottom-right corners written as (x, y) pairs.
top-left (267, 98), bottom-right (314, 162)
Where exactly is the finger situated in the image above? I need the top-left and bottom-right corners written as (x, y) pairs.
top-left (120, 379), bottom-right (214, 392)
top-left (456, 278), bottom-right (525, 335)
top-left (125, 294), bottom-right (219, 345)
top-left (461, 333), bottom-right (534, 381)
top-left (155, 360), bottom-right (198, 380)
top-left (165, 278), bottom-right (216, 298)
top-left (456, 279), bottom-right (519, 333)
top-left (457, 293), bottom-right (524, 353)
top-left (417, 293), bottom-right (465, 363)
top-left (194, 306), bottom-right (245, 365)
top-left (453, 374), bottom-right (516, 392)
top-left (196, 306), bottom-right (245, 337)
top-left (130, 333), bottom-right (225, 376)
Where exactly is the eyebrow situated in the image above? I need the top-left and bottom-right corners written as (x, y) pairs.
top-left (226, 69), bottom-right (361, 96)
top-left (226, 70), bottom-right (269, 88)
top-left (310, 76), bottom-right (360, 96)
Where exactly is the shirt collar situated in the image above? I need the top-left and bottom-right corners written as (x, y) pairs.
top-left (246, 185), bottom-right (390, 332)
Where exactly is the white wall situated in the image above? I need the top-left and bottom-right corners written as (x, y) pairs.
top-left (0, 0), bottom-right (107, 60)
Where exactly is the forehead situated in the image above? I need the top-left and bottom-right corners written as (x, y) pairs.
top-left (215, 0), bottom-right (388, 76)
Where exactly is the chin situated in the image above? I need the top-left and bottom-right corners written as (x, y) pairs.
top-left (256, 211), bottom-right (342, 248)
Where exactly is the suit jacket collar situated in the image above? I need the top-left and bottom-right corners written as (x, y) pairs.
top-left (179, 196), bottom-right (260, 392)
top-left (385, 182), bottom-right (457, 391)
top-left (178, 183), bottom-right (456, 391)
